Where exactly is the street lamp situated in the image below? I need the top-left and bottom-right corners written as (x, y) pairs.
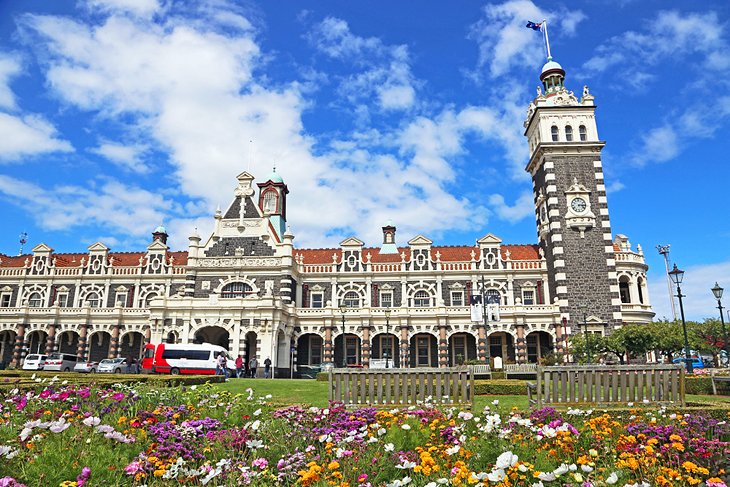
top-left (480, 275), bottom-right (491, 365)
top-left (668, 264), bottom-right (693, 374)
top-left (579, 305), bottom-right (591, 364)
top-left (338, 304), bottom-right (347, 368)
top-left (711, 282), bottom-right (729, 368)
top-left (384, 308), bottom-right (392, 369)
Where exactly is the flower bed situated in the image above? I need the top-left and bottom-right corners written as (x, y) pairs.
top-left (1, 378), bottom-right (729, 486)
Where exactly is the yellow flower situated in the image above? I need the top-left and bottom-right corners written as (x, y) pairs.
top-left (328, 461), bottom-right (340, 470)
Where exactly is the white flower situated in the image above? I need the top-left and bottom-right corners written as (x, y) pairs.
top-left (445, 445), bottom-right (460, 456)
top-left (486, 469), bottom-right (506, 482)
top-left (396, 461), bottom-right (416, 469)
top-left (581, 465), bottom-right (594, 473)
top-left (492, 399), bottom-right (499, 405)
top-left (458, 411), bottom-right (474, 421)
top-left (537, 472), bottom-right (556, 481)
top-left (96, 425), bottom-right (115, 434)
top-left (495, 451), bottom-right (518, 470)
top-left (19, 428), bottom-right (33, 442)
top-left (401, 424), bottom-right (411, 430)
top-left (253, 408), bottom-right (262, 416)
top-left (606, 471), bottom-right (619, 484)
top-left (384, 443), bottom-right (395, 452)
top-left (250, 420), bottom-right (261, 431)
top-left (0, 446), bottom-right (14, 457)
top-left (378, 428), bottom-right (387, 436)
top-left (531, 482), bottom-right (545, 487)
top-left (82, 416), bottom-right (101, 427)
top-left (246, 439), bottom-right (264, 449)
top-left (553, 463), bottom-right (570, 476)
top-left (49, 418), bottom-right (70, 433)
top-left (518, 464), bottom-right (529, 473)
top-left (190, 385), bottom-right (197, 390)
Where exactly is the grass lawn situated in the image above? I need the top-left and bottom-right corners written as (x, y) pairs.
top-left (212, 378), bottom-right (730, 410)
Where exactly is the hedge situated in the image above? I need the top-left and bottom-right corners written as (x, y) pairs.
top-left (0, 372), bottom-right (224, 392)
top-left (685, 375), bottom-right (714, 395)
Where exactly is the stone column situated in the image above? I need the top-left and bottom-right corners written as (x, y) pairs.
top-left (515, 324), bottom-right (527, 364)
top-left (361, 320), bottom-right (371, 368)
top-left (438, 325), bottom-right (448, 368)
top-left (324, 318), bottom-right (333, 363)
top-left (11, 322), bottom-right (26, 367)
top-left (77, 323), bottom-right (89, 359)
top-left (45, 323), bottom-right (57, 355)
top-left (399, 319), bottom-right (409, 368)
top-left (554, 322), bottom-right (563, 355)
top-left (110, 323), bottom-right (121, 358)
top-left (477, 325), bottom-right (488, 364)
top-left (144, 324), bottom-right (152, 345)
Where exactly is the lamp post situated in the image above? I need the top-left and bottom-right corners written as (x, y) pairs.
top-left (338, 304), bottom-right (347, 368)
top-left (384, 308), bottom-right (392, 369)
top-left (668, 264), bottom-right (693, 374)
top-left (711, 282), bottom-right (729, 368)
top-left (580, 305), bottom-right (591, 364)
top-left (480, 275), bottom-right (491, 365)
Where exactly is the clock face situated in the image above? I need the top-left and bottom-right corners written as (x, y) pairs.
top-left (571, 197), bottom-right (587, 213)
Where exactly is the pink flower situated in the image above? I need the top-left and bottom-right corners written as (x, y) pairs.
top-left (39, 390), bottom-right (51, 399)
top-left (15, 397), bottom-right (26, 411)
top-left (358, 474), bottom-right (368, 482)
top-left (124, 462), bottom-right (142, 475)
top-left (112, 392), bottom-right (125, 402)
top-left (76, 467), bottom-right (91, 487)
top-left (252, 457), bottom-right (268, 470)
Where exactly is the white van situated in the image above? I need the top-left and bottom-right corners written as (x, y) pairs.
top-left (142, 343), bottom-right (235, 375)
top-left (22, 354), bottom-right (48, 370)
top-left (43, 353), bottom-right (83, 372)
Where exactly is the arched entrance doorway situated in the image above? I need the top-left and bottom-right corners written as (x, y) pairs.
top-left (488, 332), bottom-right (515, 365)
top-left (0, 330), bottom-right (15, 366)
top-left (57, 331), bottom-right (79, 355)
top-left (526, 331), bottom-right (553, 363)
top-left (448, 332), bottom-right (477, 366)
top-left (334, 333), bottom-right (361, 367)
top-left (194, 326), bottom-right (229, 349)
top-left (371, 332), bottom-right (400, 368)
top-left (26, 330), bottom-right (48, 355)
top-left (88, 332), bottom-right (111, 362)
top-left (409, 333), bottom-right (438, 368)
top-left (119, 331), bottom-right (145, 361)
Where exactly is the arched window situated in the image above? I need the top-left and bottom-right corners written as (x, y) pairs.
top-left (565, 125), bottom-right (573, 141)
top-left (28, 292), bottom-right (43, 308)
top-left (263, 191), bottom-right (278, 214)
top-left (579, 125), bottom-right (587, 141)
top-left (144, 293), bottom-right (160, 307)
top-left (413, 290), bottom-right (430, 307)
top-left (550, 126), bottom-right (559, 142)
top-left (486, 289), bottom-right (501, 305)
top-left (619, 277), bottom-right (631, 304)
top-left (342, 291), bottom-right (360, 308)
top-left (221, 282), bottom-right (253, 298)
top-left (86, 292), bottom-right (101, 308)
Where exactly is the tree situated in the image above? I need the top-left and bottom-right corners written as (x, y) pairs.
top-left (690, 318), bottom-right (726, 365)
top-left (645, 320), bottom-right (685, 362)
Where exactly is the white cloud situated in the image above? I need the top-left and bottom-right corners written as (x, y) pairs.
top-left (488, 191), bottom-right (534, 223)
top-left (0, 174), bottom-right (176, 241)
top-left (86, 0), bottom-right (161, 17)
top-left (90, 141), bottom-right (149, 173)
top-left (648, 259), bottom-right (730, 322)
top-left (0, 54), bottom-right (22, 110)
top-left (468, 0), bottom-right (586, 79)
top-left (0, 113), bottom-right (73, 160)
top-left (630, 125), bottom-right (678, 166)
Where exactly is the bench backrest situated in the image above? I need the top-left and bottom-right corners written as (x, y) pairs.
top-left (504, 364), bottom-right (537, 373)
top-left (329, 368), bottom-right (473, 408)
top-left (536, 365), bottom-right (685, 406)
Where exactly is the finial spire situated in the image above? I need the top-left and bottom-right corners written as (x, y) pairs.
top-left (18, 231), bottom-right (27, 256)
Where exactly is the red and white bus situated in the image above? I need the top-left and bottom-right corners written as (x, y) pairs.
top-left (141, 343), bottom-right (235, 375)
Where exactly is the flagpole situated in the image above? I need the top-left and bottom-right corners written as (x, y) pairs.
top-left (542, 19), bottom-right (552, 60)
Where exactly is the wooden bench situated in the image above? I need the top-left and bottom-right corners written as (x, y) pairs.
top-left (710, 370), bottom-right (730, 395)
top-left (531, 365), bottom-right (685, 407)
top-left (469, 364), bottom-right (491, 379)
top-left (504, 363), bottom-right (537, 379)
top-left (328, 367), bottom-right (473, 408)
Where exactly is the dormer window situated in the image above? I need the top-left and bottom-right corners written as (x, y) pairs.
top-left (262, 190), bottom-right (278, 214)
top-left (551, 126), bottom-right (559, 142)
top-left (565, 125), bottom-right (573, 141)
top-left (28, 292), bottom-right (43, 308)
top-left (579, 125), bottom-right (587, 141)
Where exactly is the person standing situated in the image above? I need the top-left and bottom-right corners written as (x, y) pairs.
top-left (264, 357), bottom-right (272, 378)
top-left (217, 352), bottom-right (229, 379)
top-left (235, 355), bottom-right (244, 378)
top-left (249, 356), bottom-right (258, 378)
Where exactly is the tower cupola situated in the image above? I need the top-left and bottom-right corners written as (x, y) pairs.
top-left (152, 224), bottom-right (168, 244)
top-left (257, 166), bottom-right (289, 240)
top-left (379, 219), bottom-right (398, 254)
top-left (539, 57), bottom-right (566, 95)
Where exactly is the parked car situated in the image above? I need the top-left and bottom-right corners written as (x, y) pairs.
top-left (672, 356), bottom-right (705, 370)
top-left (74, 361), bottom-right (99, 373)
top-left (22, 354), bottom-right (47, 371)
top-left (98, 358), bottom-right (127, 373)
top-left (43, 353), bottom-right (84, 372)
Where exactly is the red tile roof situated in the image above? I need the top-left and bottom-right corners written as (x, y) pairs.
top-left (0, 251), bottom-right (188, 268)
top-left (297, 244), bottom-right (541, 264)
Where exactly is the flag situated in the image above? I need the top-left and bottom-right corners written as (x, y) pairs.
top-left (469, 294), bottom-right (483, 323)
top-left (526, 21), bottom-right (542, 31)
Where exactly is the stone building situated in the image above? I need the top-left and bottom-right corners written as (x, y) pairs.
top-left (0, 58), bottom-right (654, 374)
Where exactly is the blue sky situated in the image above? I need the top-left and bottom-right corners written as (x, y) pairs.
top-left (0, 0), bottom-right (728, 320)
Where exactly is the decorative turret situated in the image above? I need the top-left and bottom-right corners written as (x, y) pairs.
top-left (152, 224), bottom-right (168, 244)
top-left (380, 220), bottom-right (398, 254)
top-left (257, 166), bottom-right (289, 240)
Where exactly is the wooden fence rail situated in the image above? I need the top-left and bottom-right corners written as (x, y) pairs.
top-left (535, 365), bottom-right (685, 407)
top-left (328, 367), bottom-right (473, 408)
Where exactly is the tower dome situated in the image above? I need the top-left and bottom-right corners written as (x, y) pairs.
top-left (264, 168), bottom-right (284, 184)
top-left (539, 57), bottom-right (566, 94)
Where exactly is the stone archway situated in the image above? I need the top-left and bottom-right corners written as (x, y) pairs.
top-left (409, 333), bottom-right (438, 368)
top-left (487, 332), bottom-right (515, 365)
top-left (119, 331), bottom-right (145, 361)
top-left (448, 332), bottom-right (477, 366)
top-left (371, 332), bottom-right (400, 368)
top-left (334, 333), bottom-right (361, 367)
top-left (26, 330), bottom-right (48, 355)
top-left (88, 332), bottom-right (111, 362)
top-left (296, 333), bottom-right (324, 366)
top-left (526, 331), bottom-right (554, 364)
top-left (0, 330), bottom-right (15, 366)
top-left (57, 331), bottom-right (79, 355)
top-left (194, 326), bottom-right (230, 350)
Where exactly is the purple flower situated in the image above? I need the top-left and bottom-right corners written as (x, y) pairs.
top-left (76, 467), bottom-right (91, 487)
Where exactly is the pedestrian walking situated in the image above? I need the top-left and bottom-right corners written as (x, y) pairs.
top-left (249, 356), bottom-right (258, 378)
top-left (264, 357), bottom-right (272, 378)
top-left (217, 352), bottom-right (229, 379)
top-left (235, 355), bottom-right (244, 378)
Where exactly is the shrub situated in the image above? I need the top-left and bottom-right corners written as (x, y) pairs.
top-left (685, 375), bottom-right (714, 395)
top-left (474, 379), bottom-right (529, 396)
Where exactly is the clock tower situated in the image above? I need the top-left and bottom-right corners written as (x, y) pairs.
top-left (525, 58), bottom-right (622, 333)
